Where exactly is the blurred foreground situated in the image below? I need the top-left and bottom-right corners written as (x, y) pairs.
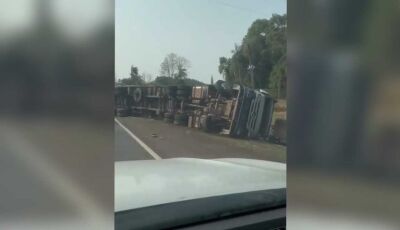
top-left (289, 0), bottom-right (400, 229)
top-left (0, 0), bottom-right (114, 229)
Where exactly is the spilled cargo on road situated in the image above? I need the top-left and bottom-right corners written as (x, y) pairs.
top-left (115, 81), bottom-right (276, 141)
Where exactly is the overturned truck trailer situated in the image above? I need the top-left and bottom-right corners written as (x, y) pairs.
top-left (115, 85), bottom-right (191, 116)
top-left (115, 82), bottom-right (275, 140)
top-left (188, 83), bottom-right (275, 139)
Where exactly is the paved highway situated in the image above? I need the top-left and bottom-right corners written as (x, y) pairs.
top-left (115, 117), bottom-right (286, 163)
top-left (115, 121), bottom-right (154, 161)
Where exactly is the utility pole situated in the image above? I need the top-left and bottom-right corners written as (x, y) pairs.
top-left (248, 64), bottom-right (255, 88)
top-left (247, 32), bottom-right (266, 89)
top-left (247, 43), bottom-right (255, 88)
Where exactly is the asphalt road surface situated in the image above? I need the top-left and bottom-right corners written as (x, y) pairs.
top-left (115, 121), bottom-right (154, 161)
top-left (115, 117), bottom-right (286, 163)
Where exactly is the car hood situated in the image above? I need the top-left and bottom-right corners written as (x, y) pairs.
top-left (115, 158), bottom-right (286, 212)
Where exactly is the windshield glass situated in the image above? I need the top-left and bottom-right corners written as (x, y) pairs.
top-left (115, 0), bottom-right (287, 229)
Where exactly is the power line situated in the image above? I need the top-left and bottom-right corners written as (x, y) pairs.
top-left (211, 0), bottom-right (266, 15)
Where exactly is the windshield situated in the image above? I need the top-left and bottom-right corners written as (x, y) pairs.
top-left (115, 0), bottom-right (287, 229)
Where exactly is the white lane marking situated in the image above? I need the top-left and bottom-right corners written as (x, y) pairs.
top-left (115, 118), bottom-right (162, 160)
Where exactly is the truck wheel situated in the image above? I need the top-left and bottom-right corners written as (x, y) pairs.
top-left (116, 108), bottom-right (129, 117)
top-left (133, 88), bottom-right (142, 103)
top-left (174, 114), bottom-right (188, 126)
top-left (164, 112), bottom-right (173, 119)
top-left (200, 115), bottom-right (211, 132)
top-left (164, 117), bottom-right (173, 123)
top-left (163, 112), bottom-right (174, 123)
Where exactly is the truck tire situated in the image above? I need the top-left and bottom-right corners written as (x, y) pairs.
top-left (164, 112), bottom-right (173, 119)
top-left (133, 88), bottom-right (142, 103)
top-left (174, 114), bottom-right (188, 126)
top-left (164, 117), bottom-right (173, 123)
top-left (200, 115), bottom-right (222, 133)
top-left (116, 108), bottom-right (130, 117)
top-left (199, 115), bottom-right (209, 132)
top-left (163, 112), bottom-right (174, 123)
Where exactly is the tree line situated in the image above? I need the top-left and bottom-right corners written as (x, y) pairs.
top-left (116, 52), bottom-right (203, 86)
top-left (218, 14), bottom-right (286, 98)
top-left (117, 14), bottom-right (287, 97)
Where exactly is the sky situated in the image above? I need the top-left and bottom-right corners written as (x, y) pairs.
top-left (116, 0), bottom-right (286, 83)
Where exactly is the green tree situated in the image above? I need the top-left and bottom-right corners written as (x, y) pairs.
top-left (129, 65), bottom-right (144, 84)
top-left (218, 57), bottom-right (233, 82)
top-left (268, 57), bottom-right (286, 98)
top-left (175, 66), bottom-right (187, 80)
top-left (152, 76), bottom-right (176, 86)
top-left (117, 65), bottom-right (144, 85)
top-left (160, 53), bottom-right (190, 79)
top-left (130, 66), bottom-right (138, 78)
top-left (151, 76), bottom-right (205, 86)
top-left (218, 14), bottom-right (287, 97)
top-left (141, 72), bottom-right (153, 83)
